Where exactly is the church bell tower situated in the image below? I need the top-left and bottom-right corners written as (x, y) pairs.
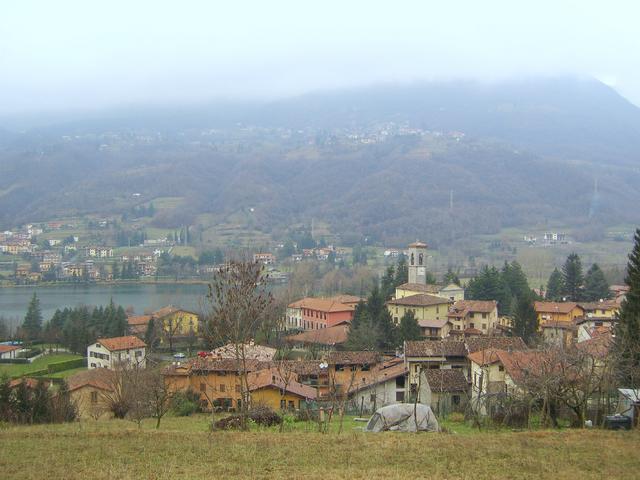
top-left (407, 241), bottom-right (428, 284)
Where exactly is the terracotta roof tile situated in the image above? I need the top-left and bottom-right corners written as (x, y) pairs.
top-left (387, 293), bottom-right (452, 307)
top-left (287, 297), bottom-right (356, 312)
top-left (285, 324), bottom-right (349, 346)
top-left (97, 336), bottom-right (146, 352)
top-left (67, 369), bottom-right (115, 392)
top-left (534, 301), bottom-right (582, 314)
top-left (0, 345), bottom-right (20, 353)
top-left (424, 369), bottom-right (469, 392)
top-left (246, 368), bottom-right (317, 399)
top-left (327, 351), bottom-right (381, 365)
top-left (405, 340), bottom-right (467, 357)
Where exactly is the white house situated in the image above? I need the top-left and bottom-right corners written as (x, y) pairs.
top-left (87, 335), bottom-right (147, 370)
top-left (0, 344), bottom-right (20, 360)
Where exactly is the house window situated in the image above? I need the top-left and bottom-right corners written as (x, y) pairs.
top-left (280, 399), bottom-right (286, 410)
top-left (361, 364), bottom-right (370, 371)
top-left (482, 313), bottom-right (487, 319)
top-left (498, 365), bottom-right (504, 372)
top-left (91, 391), bottom-right (98, 403)
top-left (469, 323), bottom-right (475, 329)
top-left (482, 324), bottom-right (486, 330)
top-left (135, 350), bottom-right (142, 357)
top-left (396, 376), bottom-right (405, 388)
top-left (452, 395), bottom-right (460, 406)
top-left (219, 384), bottom-right (225, 392)
top-left (336, 365), bottom-right (345, 372)
top-left (200, 383), bottom-right (206, 392)
top-left (396, 391), bottom-right (405, 402)
top-left (235, 385), bottom-right (241, 393)
top-left (288, 400), bottom-right (294, 409)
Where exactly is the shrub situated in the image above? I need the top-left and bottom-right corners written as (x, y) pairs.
top-left (294, 408), bottom-right (318, 422)
top-left (214, 406), bottom-right (282, 430)
top-left (249, 405), bottom-right (282, 427)
top-left (448, 412), bottom-right (465, 423)
top-left (171, 389), bottom-right (201, 417)
top-left (47, 358), bottom-right (86, 374)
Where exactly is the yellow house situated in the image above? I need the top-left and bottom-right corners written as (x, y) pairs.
top-left (67, 369), bottom-right (115, 419)
top-left (387, 294), bottom-right (453, 326)
top-left (153, 305), bottom-right (200, 336)
top-left (533, 302), bottom-right (584, 327)
top-left (447, 300), bottom-right (499, 335)
top-left (163, 358), bottom-right (317, 411)
top-left (578, 300), bottom-right (619, 319)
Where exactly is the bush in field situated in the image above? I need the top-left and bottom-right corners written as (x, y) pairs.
top-left (214, 406), bottom-right (282, 430)
top-left (294, 408), bottom-right (318, 422)
top-left (249, 405), bottom-right (282, 427)
top-left (171, 389), bottom-right (201, 417)
top-left (447, 412), bottom-right (465, 423)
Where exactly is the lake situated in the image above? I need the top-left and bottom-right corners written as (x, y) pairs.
top-left (0, 283), bottom-right (211, 322)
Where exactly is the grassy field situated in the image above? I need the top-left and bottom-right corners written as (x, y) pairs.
top-left (0, 353), bottom-right (83, 378)
top-left (0, 415), bottom-right (638, 479)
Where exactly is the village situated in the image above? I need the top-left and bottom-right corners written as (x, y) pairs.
top-left (2, 238), bottom-right (638, 435)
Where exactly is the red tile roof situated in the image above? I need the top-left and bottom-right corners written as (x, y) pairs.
top-left (67, 369), bottom-right (115, 392)
top-left (424, 369), bottom-right (469, 392)
top-left (247, 369), bottom-right (317, 400)
top-left (285, 324), bottom-right (350, 346)
top-left (448, 300), bottom-right (497, 318)
top-left (127, 315), bottom-right (152, 326)
top-left (288, 297), bottom-right (356, 313)
top-left (97, 336), bottom-right (146, 352)
top-left (387, 293), bottom-right (452, 307)
top-left (0, 345), bottom-right (20, 354)
top-left (534, 301), bottom-right (582, 314)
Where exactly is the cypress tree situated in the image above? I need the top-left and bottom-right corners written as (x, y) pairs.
top-left (583, 263), bottom-right (611, 301)
top-left (562, 253), bottom-right (584, 301)
top-left (381, 265), bottom-right (395, 300)
top-left (615, 229), bottom-right (640, 385)
top-left (22, 293), bottom-right (43, 342)
top-left (545, 268), bottom-right (564, 301)
top-left (443, 268), bottom-right (461, 286)
top-left (398, 310), bottom-right (422, 343)
top-left (393, 255), bottom-right (408, 287)
top-left (512, 294), bottom-right (538, 345)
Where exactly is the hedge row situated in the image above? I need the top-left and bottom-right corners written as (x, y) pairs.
top-left (0, 358), bottom-right (29, 364)
top-left (28, 369), bottom-right (49, 377)
top-left (47, 358), bottom-right (86, 374)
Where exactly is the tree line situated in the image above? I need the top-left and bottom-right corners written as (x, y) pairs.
top-left (545, 254), bottom-right (611, 302)
top-left (0, 377), bottom-right (76, 424)
top-left (19, 293), bottom-right (128, 353)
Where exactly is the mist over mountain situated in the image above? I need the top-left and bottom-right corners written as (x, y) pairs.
top-left (0, 77), bottom-right (639, 245)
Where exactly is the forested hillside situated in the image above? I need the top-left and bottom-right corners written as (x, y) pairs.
top-left (0, 77), bottom-right (639, 245)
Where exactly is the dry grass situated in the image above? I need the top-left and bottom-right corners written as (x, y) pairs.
top-left (0, 417), bottom-right (639, 479)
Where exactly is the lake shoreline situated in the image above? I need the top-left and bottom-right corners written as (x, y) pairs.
top-left (0, 279), bottom-right (212, 289)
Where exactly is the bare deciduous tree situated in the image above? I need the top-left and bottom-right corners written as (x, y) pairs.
top-left (202, 260), bottom-right (274, 430)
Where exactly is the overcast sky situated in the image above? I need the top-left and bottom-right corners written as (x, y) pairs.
top-left (1, 1), bottom-right (639, 114)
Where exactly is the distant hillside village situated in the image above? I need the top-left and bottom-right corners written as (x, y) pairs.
top-left (2, 234), bottom-right (640, 432)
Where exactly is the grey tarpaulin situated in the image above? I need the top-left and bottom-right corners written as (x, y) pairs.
top-left (364, 403), bottom-right (440, 432)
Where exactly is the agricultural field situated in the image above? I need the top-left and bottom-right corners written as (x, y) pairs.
top-left (0, 415), bottom-right (638, 479)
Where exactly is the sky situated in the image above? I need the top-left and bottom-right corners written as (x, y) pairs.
top-left (1, 0), bottom-right (639, 115)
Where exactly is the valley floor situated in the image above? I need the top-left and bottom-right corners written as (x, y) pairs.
top-left (0, 416), bottom-right (638, 479)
